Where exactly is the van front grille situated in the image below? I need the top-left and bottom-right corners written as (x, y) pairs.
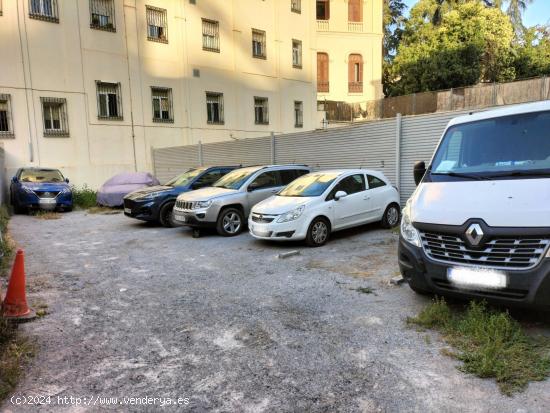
top-left (420, 232), bottom-right (550, 270)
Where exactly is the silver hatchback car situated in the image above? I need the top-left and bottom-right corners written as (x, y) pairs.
top-left (172, 165), bottom-right (311, 237)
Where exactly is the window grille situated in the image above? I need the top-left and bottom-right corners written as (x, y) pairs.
top-left (29, 0), bottom-right (59, 23)
top-left (294, 101), bottom-right (303, 128)
top-left (0, 94), bottom-right (13, 138)
top-left (202, 19), bottom-right (220, 52)
top-left (151, 87), bottom-right (173, 123)
top-left (254, 97), bottom-right (269, 125)
top-left (291, 0), bottom-right (301, 13)
top-left (252, 29), bottom-right (266, 59)
top-left (206, 92), bottom-right (224, 124)
top-left (292, 39), bottom-right (302, 68)
top-left (146, 5), bottom-right (168, 43)
top-left (90, 0), bottom-right (115, 32)
top-left (41, 97), bottom-right (69, 137)
top-left (96, 81), bottom-right (123, 120)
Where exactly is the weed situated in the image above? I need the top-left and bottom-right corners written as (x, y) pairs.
top-left (71, 185), bottom-right (97, 209)
top-left (352, 286), bottom-right (376, 295)
top-left (31, 211), bottom-right (61, 220)
top-left (408, 298), bottom-right (550, 395)
top-left (86, 206), bottom-right (121, 215)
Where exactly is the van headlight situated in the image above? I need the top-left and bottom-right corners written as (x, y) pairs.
top-left (401, 204), bottom-right (421, 247)
top-left (195, 200), bottom-right (212, 209)
top-left (276, 205), bottom-right (305, 223)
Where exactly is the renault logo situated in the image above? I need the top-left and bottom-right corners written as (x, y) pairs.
top-left (465, 223), bottom-right (484, 246)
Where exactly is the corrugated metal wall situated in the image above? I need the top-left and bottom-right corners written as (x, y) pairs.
top-left (152, 109), bottom-right (484, 204)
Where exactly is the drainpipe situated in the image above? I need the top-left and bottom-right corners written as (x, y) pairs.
top-left (395, 113), bottom-right (402, 192)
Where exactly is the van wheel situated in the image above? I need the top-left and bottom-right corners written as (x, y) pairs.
top-left (159, 202), bottom-right (176, 228)
top-left (216, 207), bottom-right (244, 237)
top-left (382, 203), bottom-right (400, 228)
top-left (306, 217), bottom-right (330, 247)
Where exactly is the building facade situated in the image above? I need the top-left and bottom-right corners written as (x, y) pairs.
top-left (0, 0), bottom-right (381, 188)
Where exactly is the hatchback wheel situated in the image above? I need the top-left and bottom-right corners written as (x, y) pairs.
top-left (382, 204), bottom-right (400, 228)
top-left (306, 217), bottom-right (330, 247)
top-left (216, 208), bottom-right (244, 237)
top-left (159, 202), bottom-right (176, 228)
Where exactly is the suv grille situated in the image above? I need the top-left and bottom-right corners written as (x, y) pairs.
top-left (420, 232), bottom-right (550, 270)
top-left (175, 200), bottom-right (194, 210)
top-left (251, 213), bottom-right (276, 223)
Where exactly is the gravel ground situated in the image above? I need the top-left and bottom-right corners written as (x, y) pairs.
top-left (2, 211), bottom-right (549, 412)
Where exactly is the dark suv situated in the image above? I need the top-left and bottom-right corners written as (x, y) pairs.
top-left (123, 166), bottom-right (237, 227)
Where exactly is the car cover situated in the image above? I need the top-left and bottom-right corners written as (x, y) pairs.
top-left (97, 172), bottom-right (160, 207)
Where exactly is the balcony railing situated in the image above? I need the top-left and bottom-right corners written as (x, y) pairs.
top-left (318, 82), bottom-right (329, 93)
top-left (348, 21), bottom-right (363, 32)
top-left (348, 82), bottom-right (363, 93)
top-left (316, 20), bottom-right (329, 31)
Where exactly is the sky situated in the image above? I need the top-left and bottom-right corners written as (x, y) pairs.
top-left (402, 0), bottom-right (550, 27)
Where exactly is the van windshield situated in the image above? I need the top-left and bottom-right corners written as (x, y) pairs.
top-left (213, 167), bottom-right (261, 190)
top-left (431, 110), bottom-right (550, 178)
top-left (279, 173), bottom-right (340, 197)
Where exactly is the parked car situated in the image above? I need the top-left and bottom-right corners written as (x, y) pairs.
top-left (10, 167), bottom-right (73, 213)
top-left (399, 101), bottom-right (550, 309)
top-left (172, 165), bottom-right (311, 237)
top-left (249, 169), bottom-right (401, 247)
top-left (97, 172), bottom-right (160, 207)
top-left (123, 166), bottom-right (238, 227)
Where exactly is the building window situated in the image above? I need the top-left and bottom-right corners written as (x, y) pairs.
top-left (206, 92), bottom-right (224, 125)
top-left (202, 19), bottom-right (220, 52)
top-left (0, 94), bottom-right (13, 138)
top-left (0, 0), bottom-right (3, 16)
top-left (254, 97), bottom-right (269, 125)
top-left (252, 29), bottom-right (266, 59)
top-left (41, 97), bottom-right (69, 137)
top-left (291, 0), bottom-right (301, 13)
top-left (151, 87), bottom-right (173, 123)
top-left (316, 0), bottom-right (329, 20)
top-left (96, 81), bottom-right (123, 120)
top-left (294, 101), bottom-right (303, 128)
top-left (348, 0), bottom-right (362, 22)
top-left (90, 0), bottom-right (116, 32)
top-left (146, 5), bottom-right (168, 43)
top-left (29, 0), bottom-right (59, 23)
top-left (317, 52), bottom-right (329, 92)
top-left (292, 39), bottom-right (302, 69)
top-left (348, 54), bottom-right (363, 93)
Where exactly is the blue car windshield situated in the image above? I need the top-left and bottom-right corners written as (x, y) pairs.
top-left (278, 172), bottom-right (340, 197)
top-left (20, 169), bottom-right (64, 183)
top-left (165, 168), bottom-right (205, 187)
top-left (431, 110), bottom-right (550, 177)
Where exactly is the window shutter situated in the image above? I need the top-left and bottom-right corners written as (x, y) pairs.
top-left (348, 0), bottom-right (362, 22)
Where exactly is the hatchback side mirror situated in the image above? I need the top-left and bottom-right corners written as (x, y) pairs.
top-left (334, 190), bottom-right (348, 201)
top-left (65, 178), bottom-right (70, 184)
top-left (11, 176), bottom-right (18, 183)
top-left (413, 161), bottom-right (426, 186)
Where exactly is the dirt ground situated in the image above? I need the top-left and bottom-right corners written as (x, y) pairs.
top-left (2, 211), bottom-right (549, 412)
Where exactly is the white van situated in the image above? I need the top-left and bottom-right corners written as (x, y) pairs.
top-left (399, 101), bottom-right (550, 309)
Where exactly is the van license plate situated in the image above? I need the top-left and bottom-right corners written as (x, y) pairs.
top-left (447, 267), bottom-right (507, 290)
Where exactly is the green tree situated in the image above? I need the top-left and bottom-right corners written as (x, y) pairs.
top-left (387, 1), bottom-right (515, 96)
top-left (513, 25), bottom-right (550, 78)
top-left (383, 0), bottom-right (407, 95)
top-left (489, 0), bottom-right (533, 35)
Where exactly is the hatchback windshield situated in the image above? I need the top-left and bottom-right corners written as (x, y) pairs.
top-left (213, 167), bottom-right (261, 190)
top-left (20, 169), bottom-right (64, 183)
top-left (431, 110), bottom-right (550, 177)
top-left (165, 168), bottom-right (205, 187)
top-left (279, 172), bottom-right (340, 197)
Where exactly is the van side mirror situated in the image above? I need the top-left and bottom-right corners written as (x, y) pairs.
top-left (413, 161), bottom-right (426, 186)
top-left (334, 190), bottom-right (347, 201)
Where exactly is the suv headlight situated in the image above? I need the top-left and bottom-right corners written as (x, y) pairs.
top-left (401, 204), bottom-right (421, 247)
top-left (195, 200), bottom-right (212, 209)
top-left (276, 205), bottom-right (305, 223)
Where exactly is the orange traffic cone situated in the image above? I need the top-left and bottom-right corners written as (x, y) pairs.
top-left (2, 249), bottom-right (35, 322)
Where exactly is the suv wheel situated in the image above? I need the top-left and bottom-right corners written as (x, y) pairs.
top-left (159, 202), bottom-right (176, 228)
top-left (216, 207), bottom-right (244, 237)
top-left (381, 204), bottom-right (400, 228)
top-left (306, 217), bottom-right (330, 247)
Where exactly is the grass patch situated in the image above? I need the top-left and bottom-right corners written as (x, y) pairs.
top-left (86, 206), bottom-right (121, 215)
top-left (30, 211), bottom-right (61, 220)
top-left (408, 298), bottom-right (550, 395)
top-left (71, 185), bottom-right (97, 209)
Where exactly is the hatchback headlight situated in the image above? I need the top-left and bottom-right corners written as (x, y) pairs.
top-left (22, 186), bottom-right (34, 194)
top-left (61, 187), bottom-right (72, 194)
top-left (195, 200), bottom-right (212, 209)
top-left (276, 205), bottom-right (305, 223)
top-left (401, 204), bottom-right (421, 247)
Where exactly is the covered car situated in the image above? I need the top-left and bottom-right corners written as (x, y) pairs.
top-left (97, 172), bottom-right (160, 207)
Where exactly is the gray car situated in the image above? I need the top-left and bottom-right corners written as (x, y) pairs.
top-left (172, 165), bottom-right (311, 237)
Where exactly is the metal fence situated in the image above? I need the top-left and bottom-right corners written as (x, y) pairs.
top-left (152, 107), bottom-right (491, 204)
top-left (324, 76), bottom-right (550, 122)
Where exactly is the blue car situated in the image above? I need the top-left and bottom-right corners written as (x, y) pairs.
top-left (11, 167), bottom-right (73, 214)
top-left (123, 166), bottom-right (237, 227)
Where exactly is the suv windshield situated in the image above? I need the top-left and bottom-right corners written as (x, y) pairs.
top-left (165, 168), bottom-right (205, 187)
top-left (279, 172), bottom-right (340, 197)
top-left (213, 167), bottom-right (261, 190)
top-left (431, 110), bottom-right (550, 178)
top-left (20, 169), bottom-right (64, 183)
